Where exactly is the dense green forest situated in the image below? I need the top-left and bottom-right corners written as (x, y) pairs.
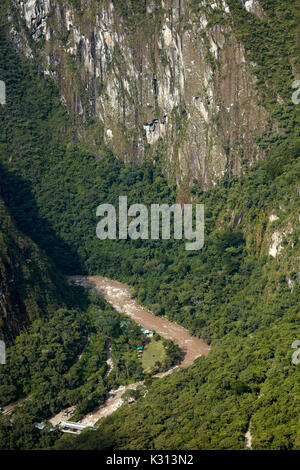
top-left (0, 284), bottom-right (180, 449)
top-left (0, 0), bottom-right (299, 450)
top-left (0, 194), bottom-right (75, 343)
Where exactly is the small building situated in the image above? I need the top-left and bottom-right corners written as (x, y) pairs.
top-left (34, 422), bottom-right (46, 431)
top-left (141, 327), bottom-right (154, 337)
top-left (59, 421), bottom-right (91, 434)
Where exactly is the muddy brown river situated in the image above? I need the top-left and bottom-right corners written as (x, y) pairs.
top-left (70, 275), bottom-right (211, 366)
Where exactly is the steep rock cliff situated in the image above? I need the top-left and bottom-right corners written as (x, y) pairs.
top-left (11, 0), bottom-right (269, 192)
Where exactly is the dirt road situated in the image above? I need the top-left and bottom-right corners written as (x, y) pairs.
top-left (245, 427), bottom-right (252, 450)
top-left (2, 397), bottom-right (31, 415)
top-left (69, 276), bottom-right (210, 366)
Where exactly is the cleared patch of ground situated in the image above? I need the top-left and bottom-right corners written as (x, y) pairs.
top-left (49, 406), bottom-right (76, 427)
top-left (142, 339), bottom-right (166, 372)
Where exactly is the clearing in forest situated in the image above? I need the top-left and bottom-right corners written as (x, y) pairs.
top-left (142, 339), bottom-right (166, 372)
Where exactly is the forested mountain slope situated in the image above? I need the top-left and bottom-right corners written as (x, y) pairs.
top-left (0, 194), bottom-right (74, 344)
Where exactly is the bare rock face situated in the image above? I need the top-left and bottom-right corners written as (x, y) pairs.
top-left (13, 0), bottom-right (268, 192)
